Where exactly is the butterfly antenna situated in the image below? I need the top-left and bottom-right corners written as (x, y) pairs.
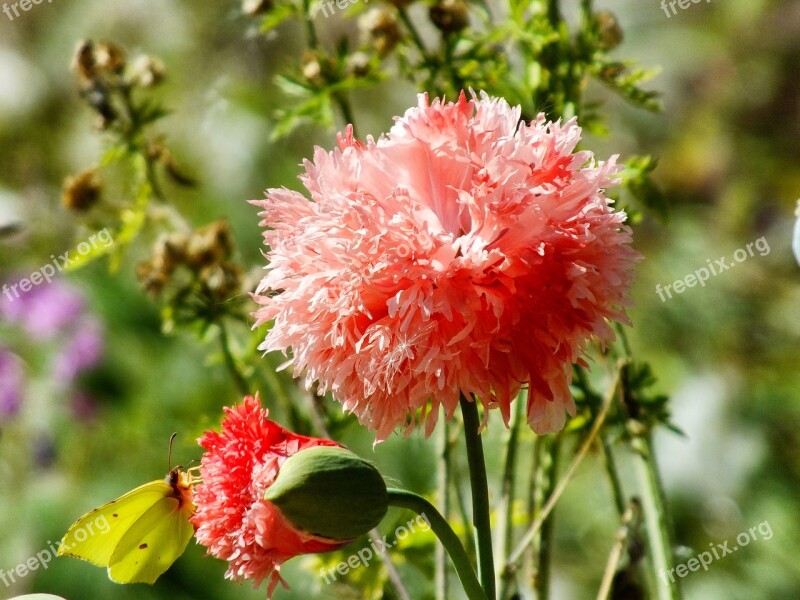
top-left (168, 432), bottom-right (178, 470)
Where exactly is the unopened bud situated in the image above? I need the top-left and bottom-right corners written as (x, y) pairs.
top-left (264, 446), bottom-right (388, 540)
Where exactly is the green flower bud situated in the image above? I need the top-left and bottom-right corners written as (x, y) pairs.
top-left (264, 445), bottom-right (388, 541)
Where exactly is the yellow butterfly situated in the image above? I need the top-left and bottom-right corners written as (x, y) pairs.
top-left (57, 466), bottom-right (197, 584)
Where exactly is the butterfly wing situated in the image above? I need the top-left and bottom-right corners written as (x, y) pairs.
top-left (58, 481), bottom-right (169, 568)
top-left (106, 490), bottom-right (194, 584)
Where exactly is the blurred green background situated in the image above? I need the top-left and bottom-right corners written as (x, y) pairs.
top-left (1, 0), bottom-right (798, 599)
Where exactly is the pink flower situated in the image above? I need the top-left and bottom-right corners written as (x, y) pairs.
top-left (191, 395), bottom-right (346, 596)
top-left (252, 91), bottom-right (639, 440)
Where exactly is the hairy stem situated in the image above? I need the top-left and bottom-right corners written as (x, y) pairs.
top-left (388, 488), bottom-right (487, 600)
top-left (460, 394), bottom-right (496, 599)
top-left (218, 320), bottom-right (249, 396)
top-left (497, 391), bottom-right (525, 599)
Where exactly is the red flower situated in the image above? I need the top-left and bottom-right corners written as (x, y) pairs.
top-left (191, 394), bottom-right (346, 596)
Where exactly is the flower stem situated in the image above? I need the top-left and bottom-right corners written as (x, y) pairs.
top-left (535, 436), bottom-right (561, 600)
top-left (436, 418), bottom-right (451, 600)
top-left (497, 391), bottom-right (525, 600)
top-left (333, 92), bottom-right (358, 137)
top-left (596, 499), bottom-right (641, 600)
top-left (633, 432), bottom-right (681, 600)
top-left (218, 320), bottom-right (249, 396)
top-left (505, 363), bottom-right (621, 569)
top-left (387, 488), bottom-right (487, 600)
top-left (459, 393), bottom-right (496, 599)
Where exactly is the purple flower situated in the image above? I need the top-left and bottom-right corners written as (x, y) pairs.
top-left (1, 279), bottom-right (85, 340)
top-left (0, 348), bottom-right (24, 419)
top-left (53, 318), bottom-right (104, 382)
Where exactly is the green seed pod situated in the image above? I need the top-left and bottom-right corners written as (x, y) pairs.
top-left (264, 445), bottom-right (388, 541)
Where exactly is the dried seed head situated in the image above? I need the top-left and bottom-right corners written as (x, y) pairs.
top-left (359, 8), bottom-right (401, 55)
top-left (200, 262), bottom-right (244, 300)
top-left (94, 41), bottom-right (127, 74)
top-left (71, 40), bottom-right (96, 85)
top-left (61, 169), bottom-right (102, 211)
top-left (346, 52), bottom-right (371, 78)
top-left (301, 52), bottom-right (324, 84)
top-left (430, 0), bottom-right (469, 34)
top-left (155, 233), bottom-right (189, 274)
top-left (136, 233), bottom-right (190, 296)
top-left (186, 220), bottom-right (234, 269)
top-left (595, 11), bottom-right (623, 51)
top-left (136, 259), bottom-right (170, 296)
top-left (243, 0), bottom-right (272, 15)
top-left (129, 55), bottom-right (166, 88)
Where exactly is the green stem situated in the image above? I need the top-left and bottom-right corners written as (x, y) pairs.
top-left (301, 0), bottom-right (319, 48)
top-left (445, 410), bottom-right (476, 559)
top-left (535, 437), bottom-right (561, 600)
top-left (333, 92), bottom-right (358, 137)
top-left (436, 418), bottom-right (451, 600)
top-left (398, 7), bottom-right (432, 64)
top-left (497, 391), bottom-right (525, 600)
top-left (596, 500), bottom-right (640, 600)
top-left (633, 433), bottom-right (681, 600)
top-left (443, 34), bottom-right (465, 95)
top-left (387, 488), bottom-right (488, 600)
top-left (576, 366), bottom-right (627, 517)
top-left (460, 394), bottom-right (496, 599)
top-left (601, 435), bottom-right (627, 517)
top-left (218, 320), bottom-right (250, 396)
top-left (506, 363), bottom-right (622, 569)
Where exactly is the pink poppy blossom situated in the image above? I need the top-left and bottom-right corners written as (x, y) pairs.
top-left (191, 395), bottom-right (347, 596)
top-left (252, 91), bottom-right (639, 440)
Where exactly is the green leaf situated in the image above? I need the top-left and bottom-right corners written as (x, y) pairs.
top-left (99, 143), bottom-right (129, 167)
top-left (260, 3), bottom-right (296, 32)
